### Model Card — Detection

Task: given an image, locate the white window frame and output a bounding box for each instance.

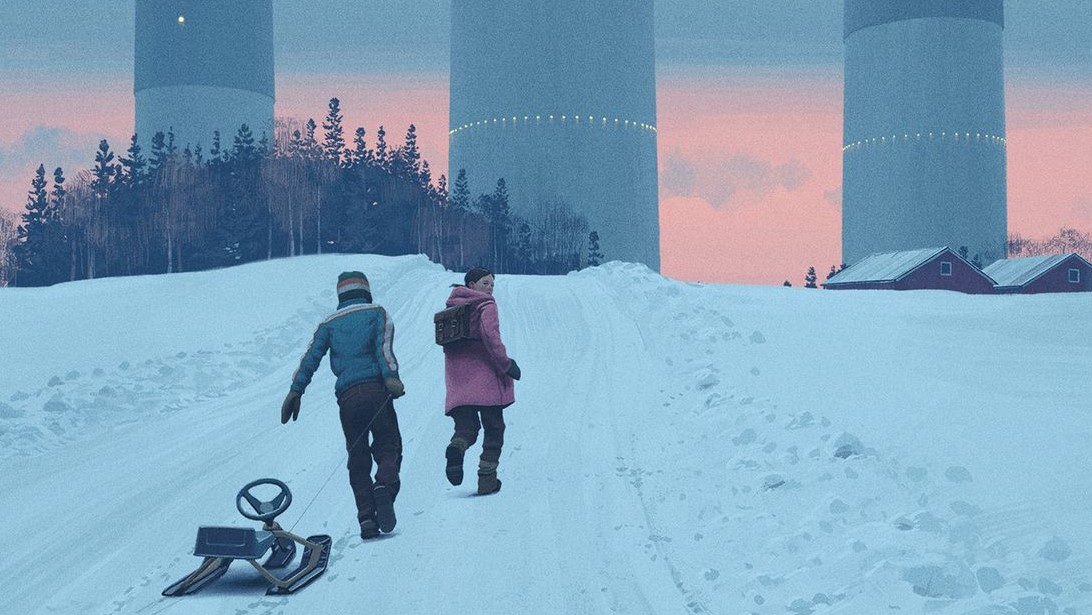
[940,261,953,276]
[1069,268,1080,283]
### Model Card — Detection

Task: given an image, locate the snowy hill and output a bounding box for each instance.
[2,254,1091,615]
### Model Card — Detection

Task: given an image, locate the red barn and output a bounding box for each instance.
[823,247,996,294]
[983,253,1092,294]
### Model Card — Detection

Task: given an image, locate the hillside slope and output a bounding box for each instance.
[2,255,1090,615]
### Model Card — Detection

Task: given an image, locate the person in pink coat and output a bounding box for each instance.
[443,267,521,495]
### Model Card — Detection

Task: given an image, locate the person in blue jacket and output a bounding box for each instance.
[281,271,405,540]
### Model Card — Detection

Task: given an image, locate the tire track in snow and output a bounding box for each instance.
[583,270,714,614]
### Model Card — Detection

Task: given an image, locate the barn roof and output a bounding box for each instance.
[825,247,951,285]
[982,253,1090,289]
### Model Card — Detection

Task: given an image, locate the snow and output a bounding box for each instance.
[2,254,1091,615]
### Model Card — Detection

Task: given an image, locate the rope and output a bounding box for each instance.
[288,393,394,532]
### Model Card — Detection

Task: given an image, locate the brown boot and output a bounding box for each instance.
[477,461,501,495]
[446,437,468,486]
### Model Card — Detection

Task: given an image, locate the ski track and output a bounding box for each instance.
[3,256,1092,614]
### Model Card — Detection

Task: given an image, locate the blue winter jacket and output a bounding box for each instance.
[290,298,400,397]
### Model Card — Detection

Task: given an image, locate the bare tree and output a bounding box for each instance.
[1008,227,1092,261]
[531,199,588,272]
[0,209,18,286]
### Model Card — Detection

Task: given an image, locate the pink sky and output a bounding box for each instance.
[2,71,1089,285]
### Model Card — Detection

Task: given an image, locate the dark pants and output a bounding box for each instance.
[337,381,402,521]
[449,405,506,466]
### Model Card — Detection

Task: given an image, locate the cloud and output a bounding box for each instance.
[0,126,105,211]
[663,151,813,209]
[662,149,696,196]
[823,186,842,209]
[0,126,97,175]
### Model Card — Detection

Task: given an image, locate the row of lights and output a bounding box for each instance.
[449,114,657,137]
[843,132,1006,153]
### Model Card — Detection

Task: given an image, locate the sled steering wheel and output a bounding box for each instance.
[236,478,293,521]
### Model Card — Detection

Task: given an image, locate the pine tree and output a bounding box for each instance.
[322,97,345,164]
[783,280,792,287]
[232,124,257,161]
[209,130,223,162]
[451,169,470,211]
[350,127,370,167]
[587,230,604,267]
[486,178,511,271]
[450,169,472,268]
[284,129,298,157]
[91,139,117,195]
[804,266,818,288]
[826,265,837,281]
[419,160,432,192]
[375,125,388,169]
[45,167,69,282]
[149,131,168,175]
[303,118,319,158]
[13,164,50,285]
[120,134,148,189]
[399,124,420,177]
[166,128,178,159]
[83,139,117,278]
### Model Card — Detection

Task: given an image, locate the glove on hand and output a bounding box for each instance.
[281,391,302,424]
[505,358,521,381]
[385,376,405,398]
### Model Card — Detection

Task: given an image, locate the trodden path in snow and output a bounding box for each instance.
[2,259,709,615]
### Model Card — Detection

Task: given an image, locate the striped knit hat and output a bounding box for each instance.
[337,271,371,304]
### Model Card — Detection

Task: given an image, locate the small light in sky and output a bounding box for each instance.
[177,15,185,25]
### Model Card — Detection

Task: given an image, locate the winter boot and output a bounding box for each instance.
[477,461,502,496]
[359,517,380,540]
[446,437,469,486]
[373,485,397,533]
[359,507,380,539]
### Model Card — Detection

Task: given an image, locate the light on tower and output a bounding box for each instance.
[177,15,185,25]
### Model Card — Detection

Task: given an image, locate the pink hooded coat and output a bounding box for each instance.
[443,285,515,414]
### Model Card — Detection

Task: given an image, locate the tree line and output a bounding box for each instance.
[1,97,602,287]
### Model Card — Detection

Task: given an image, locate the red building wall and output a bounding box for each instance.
[1021,255,1092,294]
[893,252,995,294]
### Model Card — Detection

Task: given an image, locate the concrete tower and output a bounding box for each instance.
[450,1,659,270]
[842,0,1007,266]
[135,1,274,153]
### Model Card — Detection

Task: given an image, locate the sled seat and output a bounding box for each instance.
[194,526,275,559]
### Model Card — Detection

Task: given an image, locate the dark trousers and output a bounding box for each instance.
[337,381,402,521]
[449,405,506,466]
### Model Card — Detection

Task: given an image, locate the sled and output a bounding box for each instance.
[163,478,331,597]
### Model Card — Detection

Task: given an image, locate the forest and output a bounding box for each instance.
[1,98,600,287]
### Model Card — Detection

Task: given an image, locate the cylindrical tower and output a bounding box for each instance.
[135,1,274,153]
[450,1,659,270]
[842,0,1006,266]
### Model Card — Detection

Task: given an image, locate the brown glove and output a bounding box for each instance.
[281,391,302,424]
[385,376,405,399]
